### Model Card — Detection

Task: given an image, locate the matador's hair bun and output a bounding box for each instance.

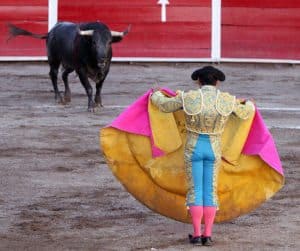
[191,66,225,85]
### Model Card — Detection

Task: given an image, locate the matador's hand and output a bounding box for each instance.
[152,87,161,93]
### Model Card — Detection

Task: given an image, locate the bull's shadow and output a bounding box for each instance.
[8,21,130,111]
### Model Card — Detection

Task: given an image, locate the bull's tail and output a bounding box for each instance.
[7,23,48,41]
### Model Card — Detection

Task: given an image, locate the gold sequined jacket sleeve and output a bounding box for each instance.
[151,91,183,113]
[233,99,255,120]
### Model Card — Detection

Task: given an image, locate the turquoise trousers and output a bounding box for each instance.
[185,134,221,207]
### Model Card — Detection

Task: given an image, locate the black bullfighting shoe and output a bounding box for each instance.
[188,234,202,245]
[202,236,213,246]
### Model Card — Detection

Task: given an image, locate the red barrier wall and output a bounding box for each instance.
[0,0,299,60]
[222,0,300,59]
[0,0,48,56]
[58,0,212,58]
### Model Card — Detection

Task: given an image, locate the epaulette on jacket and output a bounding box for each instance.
[181,90,203,115]
[216,92,236,116]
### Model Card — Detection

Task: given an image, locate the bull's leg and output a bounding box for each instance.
[49,63,63,104]
[62,68,73,103]
[77,69,95,112]
[95,79,105,107]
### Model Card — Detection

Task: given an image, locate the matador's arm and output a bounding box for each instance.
[151,90,183,113]
[233,99,255,119]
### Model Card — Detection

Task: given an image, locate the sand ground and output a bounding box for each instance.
[0,62,299,251]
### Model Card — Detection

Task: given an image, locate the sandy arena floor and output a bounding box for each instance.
[0,62,299,251]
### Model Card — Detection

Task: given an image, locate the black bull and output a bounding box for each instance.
[8,22,130,111]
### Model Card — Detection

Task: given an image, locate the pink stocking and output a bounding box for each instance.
[189,206,203,237]
[203,206,217,237]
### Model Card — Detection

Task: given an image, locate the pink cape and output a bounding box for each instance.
[109,89,283,176]
[242,109,283,175]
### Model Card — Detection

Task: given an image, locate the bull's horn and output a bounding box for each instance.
[111,24,131,37]
[79,30,94,36]
[111,31,125,37]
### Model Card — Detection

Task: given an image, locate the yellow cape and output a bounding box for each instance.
[100,101,284,223]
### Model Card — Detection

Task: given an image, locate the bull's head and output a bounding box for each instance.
[79,26,130,69]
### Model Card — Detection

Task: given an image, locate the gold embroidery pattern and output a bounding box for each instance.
[184,133,198,205]
[182,90,203,115]
[183,87,251,135]
[233,100,254,120]
[216,92,236,116]
[151,91,183,113]
[185,87,220,134]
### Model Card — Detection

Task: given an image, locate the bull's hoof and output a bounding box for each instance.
[87,103,96,112]
[56,97,65,105]
[63,96,71,103]
[92,106,102,113]
[88,100,103,112]
[94,102,103,108]
[57,98,69,105]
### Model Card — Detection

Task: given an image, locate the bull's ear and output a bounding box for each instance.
[79,30,94,36]
[111,24,131,43]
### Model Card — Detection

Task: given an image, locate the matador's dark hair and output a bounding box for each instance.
[191,66,225,85]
